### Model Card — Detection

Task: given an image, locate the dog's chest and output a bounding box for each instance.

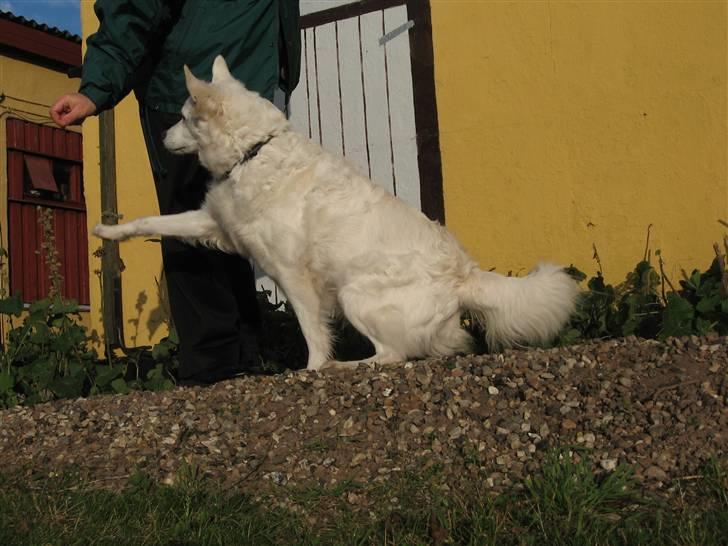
[204,175,308,263]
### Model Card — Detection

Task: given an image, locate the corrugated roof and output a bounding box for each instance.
[0,9,81,43]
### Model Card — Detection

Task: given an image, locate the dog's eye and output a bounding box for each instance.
[184,115,201,129]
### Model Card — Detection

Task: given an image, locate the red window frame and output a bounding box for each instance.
[5,118,89,305]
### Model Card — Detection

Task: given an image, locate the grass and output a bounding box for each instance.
[1,452,726,546]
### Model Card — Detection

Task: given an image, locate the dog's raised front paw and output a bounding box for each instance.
[92,223,126,241]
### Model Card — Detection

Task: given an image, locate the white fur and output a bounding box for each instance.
[93,55,580,370]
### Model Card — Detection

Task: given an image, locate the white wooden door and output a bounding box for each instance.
[257,0,443,302]
[290,0,421,209]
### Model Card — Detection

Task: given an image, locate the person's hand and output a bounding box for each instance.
[50,93,97,127]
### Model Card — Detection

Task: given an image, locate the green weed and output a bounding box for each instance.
[1,453,725,546]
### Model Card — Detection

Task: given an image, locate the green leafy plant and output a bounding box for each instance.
[556,231,728,346]
[0,291,180,408]
[89,331,179,397]
[0,294,96,406]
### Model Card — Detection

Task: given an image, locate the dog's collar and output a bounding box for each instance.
[224,135,274,177]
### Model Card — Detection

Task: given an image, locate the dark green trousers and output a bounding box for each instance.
[139,106,261,381]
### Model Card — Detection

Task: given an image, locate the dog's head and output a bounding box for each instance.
[164,55,288,175]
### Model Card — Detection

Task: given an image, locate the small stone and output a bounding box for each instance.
[351,453,367,466]
[488,386,499,395]
[600,459,618,471]
[269,471,287,486]
[561,419,577,430]
[645,465,668,481]
[449,426,464,440]
[496,455,510,466]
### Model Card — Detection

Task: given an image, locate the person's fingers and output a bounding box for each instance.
[49,96,72,126]
[49,94,96,127]
[65,104,86,125]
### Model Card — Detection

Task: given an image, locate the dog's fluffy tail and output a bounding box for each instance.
[458,263,579,350]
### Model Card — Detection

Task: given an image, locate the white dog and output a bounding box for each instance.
[94,55,579,371]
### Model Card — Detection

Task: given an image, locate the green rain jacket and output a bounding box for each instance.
[80,0,301,113]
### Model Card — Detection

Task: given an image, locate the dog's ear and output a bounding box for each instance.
[184,65,222,118]
[211,55,233,83]
[184,65,208,103]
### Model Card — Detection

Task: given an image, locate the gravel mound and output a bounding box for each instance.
[1,336,726,499]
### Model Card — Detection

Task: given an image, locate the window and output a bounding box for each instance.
[24,155,60,193]
[5,118,89,305]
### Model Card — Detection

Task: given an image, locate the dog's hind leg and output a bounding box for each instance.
[322,304,406,370]
[329,284,468,371]
[93,210,229,250]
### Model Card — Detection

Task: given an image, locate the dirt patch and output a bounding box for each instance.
[0,335,726,503]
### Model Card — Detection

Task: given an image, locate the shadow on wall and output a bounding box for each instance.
[127,267,171,346]
[126,263,271,348]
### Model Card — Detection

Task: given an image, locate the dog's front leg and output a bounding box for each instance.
[274,272,332,370]
[93,210,227,249]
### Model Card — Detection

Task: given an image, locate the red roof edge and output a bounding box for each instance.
[0,15,81,70]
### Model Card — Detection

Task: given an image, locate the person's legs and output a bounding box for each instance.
[139,106,261,381]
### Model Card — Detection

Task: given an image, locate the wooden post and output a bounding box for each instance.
[98,109,124,349]
[406,0,445,225]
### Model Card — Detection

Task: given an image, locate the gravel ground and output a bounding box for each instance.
[1,335,726,504]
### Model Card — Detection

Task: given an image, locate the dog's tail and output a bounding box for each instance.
[458,263,579,350]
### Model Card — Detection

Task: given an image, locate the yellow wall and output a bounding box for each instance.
[0,51,88,327]
[432,0,727,282]
[81,1,727,347]
[82,5,167,347]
